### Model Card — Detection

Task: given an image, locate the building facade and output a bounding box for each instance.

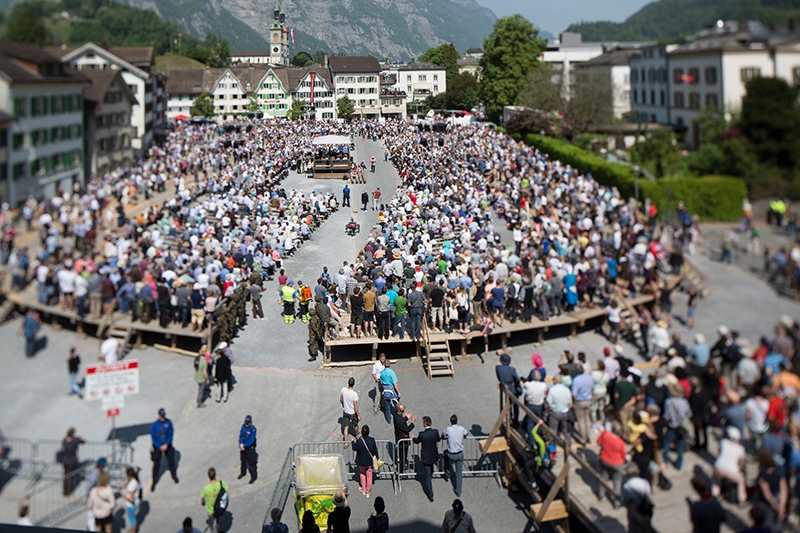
[629,44,677,124]
[51,43,164,156]
[0,44,86,203]
[393,62,447,106]
[574,48,639,120]
[542,32,604,98]
[329,56,381,119]
[82,69,136,179]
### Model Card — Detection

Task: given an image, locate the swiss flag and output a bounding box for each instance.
[680,74,695,83]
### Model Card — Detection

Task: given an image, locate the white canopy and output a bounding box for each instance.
[312,135,352,146]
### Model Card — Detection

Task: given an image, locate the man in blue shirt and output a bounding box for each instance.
[571,367,595,444]
[687,333,710,368]
[238,415,258,483]
[379,360,402,423]
[150,408,178,491]
[22,310,40,358]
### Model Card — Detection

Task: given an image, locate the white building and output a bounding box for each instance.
[457,55,481,78]
[393,62,447,106]
[574,48,640,120]
[629,44,679,124]
[82,69,136,179]
[667,21,800,147]
[379,73,406,119]
[49,42,165,156]
[166,65,335,120]
[0,43,86,203]
[542,32,604,98]
[329,56,381,119]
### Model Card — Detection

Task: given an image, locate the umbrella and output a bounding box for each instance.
[174,114,189,120]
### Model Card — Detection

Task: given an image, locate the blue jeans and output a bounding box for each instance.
[444,450,464,497]
[68,372,81,396]
[382,389,397,423]
[525,402,544,445]
[662,427,686,470]
[37,283,47,304]
[26,337,35,357]
[393,314,406,339]
[408,308,423,339]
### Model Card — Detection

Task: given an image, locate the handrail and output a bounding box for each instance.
[263,447,294,530]
[499,384,621,500]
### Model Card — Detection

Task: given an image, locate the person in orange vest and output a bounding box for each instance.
[298,281,313,323]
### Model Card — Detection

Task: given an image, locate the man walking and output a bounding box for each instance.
[371,353,386,414]
[408,282,426,341]
[370,156,377,173]
[379,360,402,423]
[200,468,227,533]
[442,414,469,497]
[340,377,360,446]
[150,408,178,491]
[442,499,476,533]
[413,416,440,502]
[247,282,264,320]
[393,403,416,473]
[21,310,40,358]
[342,185,350,207]
[372,188,381,210]
[67,347,82,398]
[546,374,573,450]
[361,190,369,211]
[238,415,258,484]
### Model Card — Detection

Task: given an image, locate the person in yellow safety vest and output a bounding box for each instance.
[769,197,787,227]
[298,281,312,323]
[281,280,297,324]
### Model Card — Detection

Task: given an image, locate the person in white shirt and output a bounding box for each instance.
[339,377,360,447]
[371,353,386,415]
[100,338,119,364]
[122,467,140,533]
[712,427,747,503]
[74,274,89,317]
[57,262,77,310]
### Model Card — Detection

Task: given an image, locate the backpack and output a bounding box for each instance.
[506,284,517,299]
[194,357,200,370]
[212,481,229,518]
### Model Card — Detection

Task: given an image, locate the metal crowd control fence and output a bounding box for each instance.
[263,447,294,530]
[394,436,500,491]
[25,461,129,528]
[0,437,37,477]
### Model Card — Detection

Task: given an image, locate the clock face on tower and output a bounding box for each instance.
[273,46,280,53]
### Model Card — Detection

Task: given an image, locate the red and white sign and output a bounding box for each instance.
[106,409,120,418]
[85,360,140,401]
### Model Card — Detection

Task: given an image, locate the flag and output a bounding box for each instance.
[679,74,695,83]
[290,28,295,44]
[309,72,316,104]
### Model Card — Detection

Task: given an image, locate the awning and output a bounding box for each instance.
[174,114,189,120]
[312,135,352,146]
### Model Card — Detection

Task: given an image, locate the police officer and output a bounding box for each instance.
[149,408,179,491]
[238,415,258,483]
[281,280,297,324]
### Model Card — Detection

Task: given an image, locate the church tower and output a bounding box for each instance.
[269,0,289,66]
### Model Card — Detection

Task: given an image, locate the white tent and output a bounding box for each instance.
[311,135,352,146]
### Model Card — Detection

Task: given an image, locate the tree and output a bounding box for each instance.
[245,95,261,113]
[190,93,215,117]
[465,47,483,54]
[517,64,562,113]
[442,72,479,110]
[562,69,613,138]
[741,77,800,171]
[287,98,305,120]
[630,129,682,177]
[479,15,546,122]
[292,52,313,68]
[418,43,460,80]
[3,3,53,45]
[312,51,326,65]
[210,39,231,68]
[337,96,355,119]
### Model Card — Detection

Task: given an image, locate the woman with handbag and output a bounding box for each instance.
[87,472,115,532]
[352,425,379,498]
[60,427,85,496]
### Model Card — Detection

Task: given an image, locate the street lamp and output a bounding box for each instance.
[633,164,640,203]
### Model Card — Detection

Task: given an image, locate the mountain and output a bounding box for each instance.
[114,0,496,59]
[566,0,800,42]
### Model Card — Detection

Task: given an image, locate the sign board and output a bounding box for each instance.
[85,360,139,401]
[101,396,125,410]
[106,408,120,418]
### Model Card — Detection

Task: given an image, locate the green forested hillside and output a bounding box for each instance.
[567,0,800,41]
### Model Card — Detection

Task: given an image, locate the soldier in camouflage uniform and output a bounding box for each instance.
[307,307,322,362]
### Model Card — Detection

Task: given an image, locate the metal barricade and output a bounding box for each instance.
[292,440,398,494]
[263,448,294,530]
[462,435,501,477]
[395,436,500,491]
[35,439,132,467]
[0,437,38,478]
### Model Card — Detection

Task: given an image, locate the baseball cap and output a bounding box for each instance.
[97,457,107,467]
[244,415,252,425]
[158,408,166,418]
[603,347,611,356]
[452,499,464,513]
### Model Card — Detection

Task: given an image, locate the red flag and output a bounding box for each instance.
[309,72,316,104]
[290,28,295,44]
[679,74,695,83]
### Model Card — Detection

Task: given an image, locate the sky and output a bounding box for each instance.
[474,0,654,36]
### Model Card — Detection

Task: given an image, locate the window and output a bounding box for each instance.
[688,92,700,109]
[688,68,699,84]
[407,85,412,93]
[674,92,685,108]
[705,67,717,85]
[660,91,665,106]
[433,75,438,81]
[741,68,761,82]
[631,69,638,83]
[418,75,426,82]
[650,90,655,105]
[12,133,23,150]
[31,97,43,117]
[621,90,630,102]
[31,130,42,146]
[792,67,800,86]
[433,85,438,92]
[673,69,684,84]
[633,89,638,103]
[648,68,655,83]
[706,94,718,110]
[13,97,27,117]
[624,74,630,84]
[660,68,667,83]
[51,127,60,142]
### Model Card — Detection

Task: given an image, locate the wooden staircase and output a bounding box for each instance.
[683,258,710,298]
[106,325,135,360]
[422,319,454,378]
[615,288,642,344]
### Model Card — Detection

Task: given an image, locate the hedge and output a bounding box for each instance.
[521,134,746,222]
